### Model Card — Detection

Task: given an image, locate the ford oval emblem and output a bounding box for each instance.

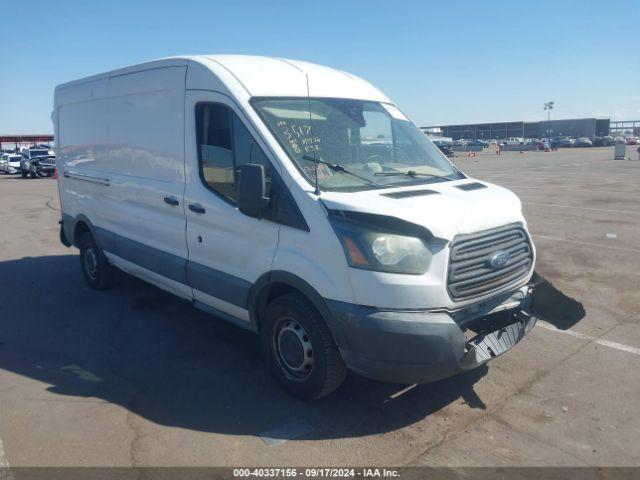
[489,250,511,269]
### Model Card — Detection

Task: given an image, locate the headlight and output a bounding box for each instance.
[330,215,432,275]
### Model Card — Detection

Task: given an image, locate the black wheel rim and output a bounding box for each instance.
[273,317,313,381]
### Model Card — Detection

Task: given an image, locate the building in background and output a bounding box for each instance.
[609,120,640,137]
[0,135,54,152]
[422,118,611,140]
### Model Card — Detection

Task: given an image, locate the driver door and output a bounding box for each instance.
[183,91,280,323]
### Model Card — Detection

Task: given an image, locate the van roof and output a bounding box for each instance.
[55,55,391,103]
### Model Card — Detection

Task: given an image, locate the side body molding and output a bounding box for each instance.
[61,216,341,340]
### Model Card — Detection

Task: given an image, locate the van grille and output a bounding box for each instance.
[447,223,533,302]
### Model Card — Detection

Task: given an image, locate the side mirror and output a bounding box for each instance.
[237,163,270,218]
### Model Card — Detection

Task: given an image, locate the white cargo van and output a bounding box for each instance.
[54,55,536,399]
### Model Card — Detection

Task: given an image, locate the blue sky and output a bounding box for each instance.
[1,0,638,134]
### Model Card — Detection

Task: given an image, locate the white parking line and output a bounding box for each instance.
[504,185,635,196]
[0,432,10,470]
[532,233,640,253]
[386,383,418,401]
[260,420,313,446]
[486,168,639,177]
[538,321,640,356]
[482,174,637,184]
[525,202,640,215]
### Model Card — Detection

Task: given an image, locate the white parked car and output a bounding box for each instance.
[2,153,23,174]
[54,55,537,399]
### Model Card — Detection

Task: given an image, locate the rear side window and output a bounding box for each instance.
[195,103,271,203]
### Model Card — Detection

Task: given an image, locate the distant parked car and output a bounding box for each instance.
[625,136,638,145]
[466,139,486,148]
[575,137,593,147]
[530,140,548,151]
[432,140,454,157]
[504,137,525,146]
[2,153,23,174]
[452,139,467,146]
[591,137,615,147]
[551,137,574,148]
[20,147,56,178]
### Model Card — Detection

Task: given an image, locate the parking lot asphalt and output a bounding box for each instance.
[0,146,638,467]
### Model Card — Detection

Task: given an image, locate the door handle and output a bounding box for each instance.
[188,203,206,214]
[164,196,179,206]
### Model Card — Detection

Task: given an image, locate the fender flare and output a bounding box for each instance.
[64,214,102,250]
[247,270,347,347]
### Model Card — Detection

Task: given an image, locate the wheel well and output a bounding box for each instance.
[73,221,90,246]
[250,277,345,351]
[254,282,301,327]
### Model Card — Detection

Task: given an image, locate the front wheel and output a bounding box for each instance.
[261,293,347,400]
[21,170,28,178]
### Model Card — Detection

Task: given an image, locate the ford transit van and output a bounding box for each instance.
[54,56,536,400]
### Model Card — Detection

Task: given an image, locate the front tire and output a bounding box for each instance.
[79,232,115,290]
[261,293,347,400]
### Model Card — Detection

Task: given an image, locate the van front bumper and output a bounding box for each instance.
[325,284,536,384]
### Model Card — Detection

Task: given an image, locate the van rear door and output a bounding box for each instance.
[184,91,280,323]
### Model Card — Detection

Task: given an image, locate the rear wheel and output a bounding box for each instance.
[261,292,347,400]
[79,232,115,290]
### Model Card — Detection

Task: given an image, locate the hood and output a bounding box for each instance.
[320,179,525,240]
[34,156,56,164]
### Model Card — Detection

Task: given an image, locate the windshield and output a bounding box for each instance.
[29,150,50,157]
[251,98,464,191]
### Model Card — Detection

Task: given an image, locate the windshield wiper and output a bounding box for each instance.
[301,155,375,185]
[374,170,452,182]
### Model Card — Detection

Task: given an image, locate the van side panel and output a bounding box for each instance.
[57,79,110,228]
[57,66,191,299]
[107,67,186,182]
[103,67,189,277]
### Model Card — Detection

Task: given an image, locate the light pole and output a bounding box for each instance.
[544,101,554,139]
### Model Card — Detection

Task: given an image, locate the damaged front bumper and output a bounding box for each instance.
[460,307,536,371]
[325,283,537,384]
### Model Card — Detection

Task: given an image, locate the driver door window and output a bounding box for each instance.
[196,103,271,203]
